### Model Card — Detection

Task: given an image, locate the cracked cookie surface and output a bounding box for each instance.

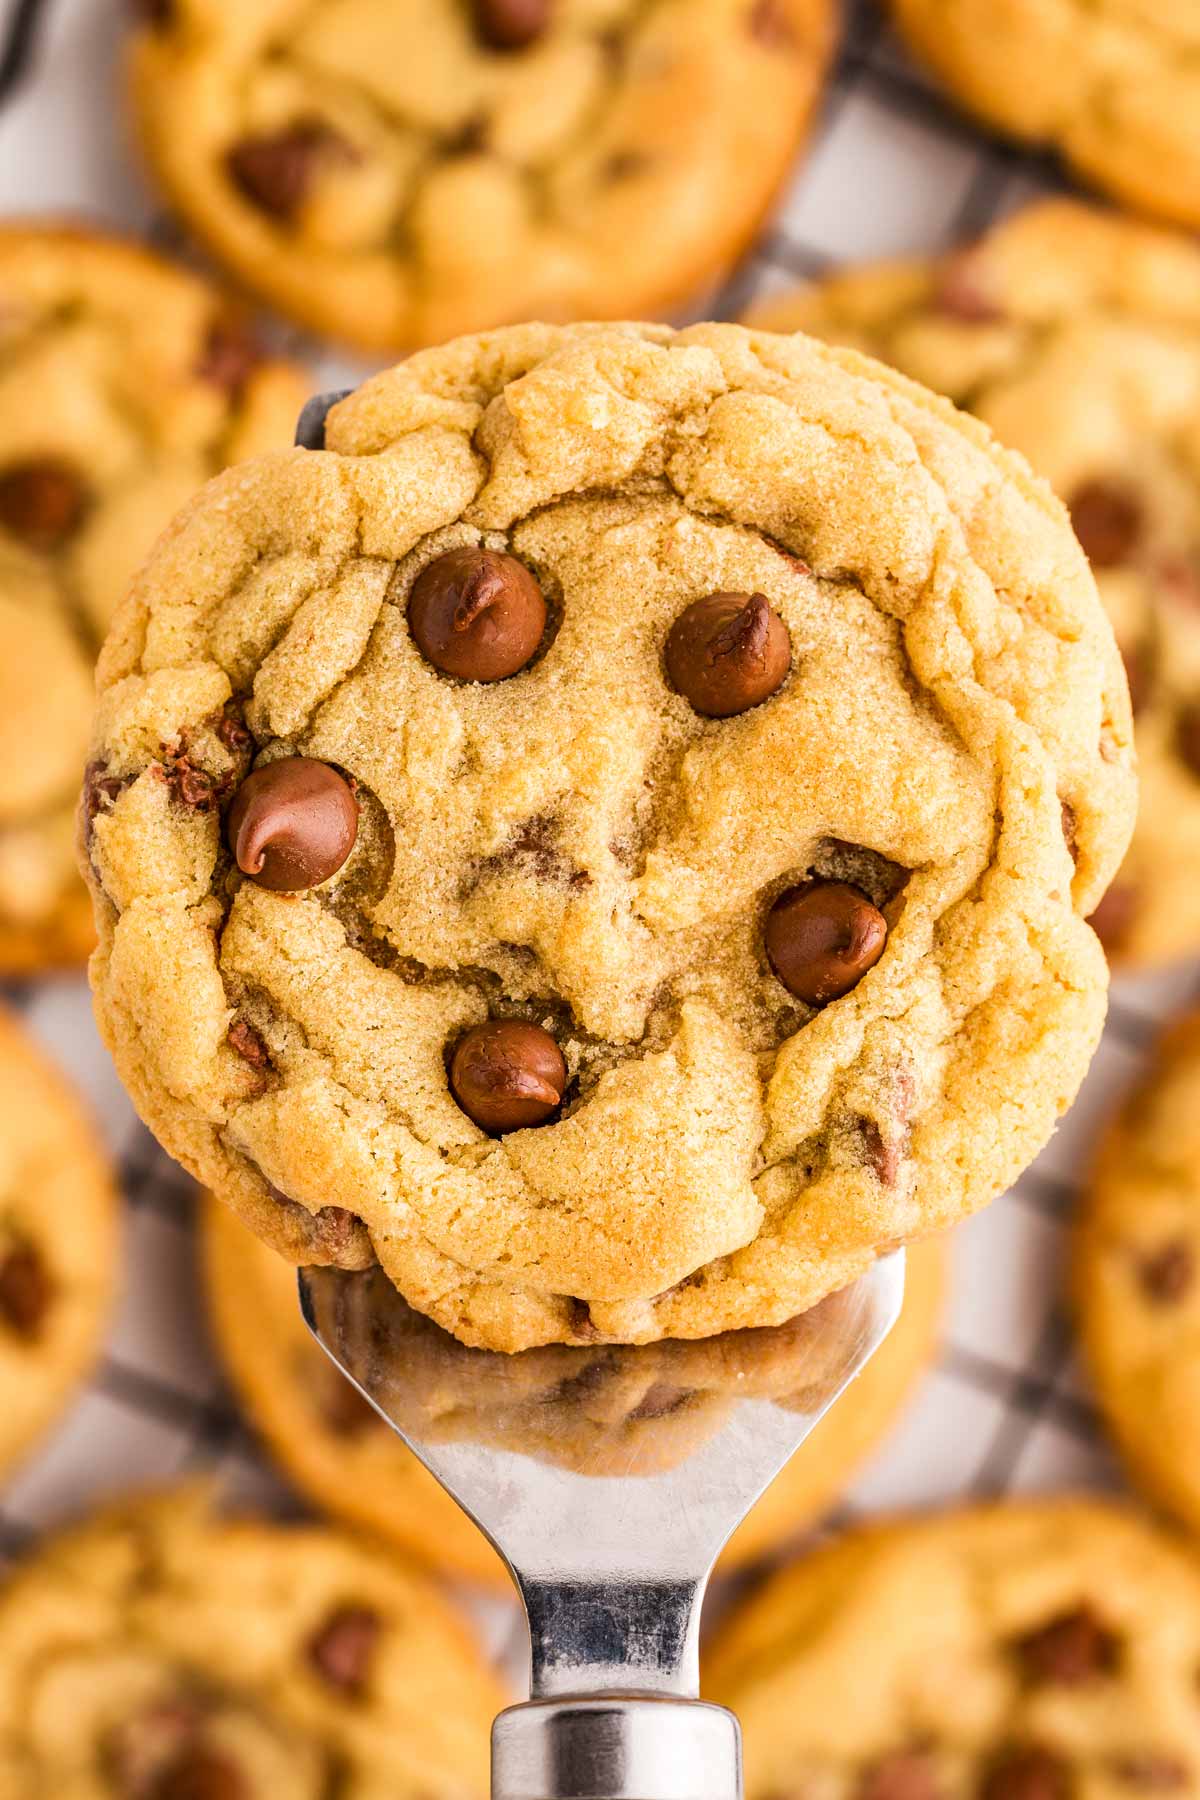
[0,222,308,975]
[0,1005,118,1481]
[885,0,1200,230]
[1075,1010,1200,1540]
[128,0,835,352]
[203,1196,944,1577]
[0,1487,503,1798]
[754,200,1200,970]
[706,1499,1200,1799]
[84,319,1133,1351]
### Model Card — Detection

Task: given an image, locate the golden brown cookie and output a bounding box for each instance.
[83,319,1133,1351]
[0,221,308,976]
[0,1487,504,1796]
[706,1499,1200,1798]
[1075,1009,1200,1538]
[203,1197,944,1579]
[753,199,1200,969]
[0,1004,118,1482]
[128,0,836,352]
[885,0,1200,231]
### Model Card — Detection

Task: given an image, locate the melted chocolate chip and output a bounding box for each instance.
[450,1021,566,1133]
[1015,1606,1119,1686]
[82,759,129,843]
[0,459,88,550]
[471,0,552,50]
[409,546,546,682]
[981,1747,1071,1800]
[151,1748,248,1800]
[474,812,591,890]
[227,120,356,220]
[166,754,227,813]
[227,758,358,891]
[765,880,887,1005]
[1060,801,1078,862]
[227,1019,271,1070]
[307,1604,381,1695]
[665,592,791,718]
[568,1297,600,1340]
[0,1243,51,1338]
[196,318,264,397]
[1176,702,1200,779]
[1088,882,1137,953]
[1137,1240,1194,1305]
[1069,481,1143,569]
[859,1751,942,1800]
[216,711,253,755]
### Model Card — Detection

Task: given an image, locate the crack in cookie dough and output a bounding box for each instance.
[885,0,1200,231]
[705,1500,1200,1798]
[83,320,1133,1351]
[0,223,308,976]
[127,0,836,352]
[753,199,1200,971]
[0,1488,503,1797]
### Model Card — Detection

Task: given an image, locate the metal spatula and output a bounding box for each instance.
[292,387,906,1800]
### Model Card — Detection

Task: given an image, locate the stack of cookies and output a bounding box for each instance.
[4,0,1200,1795]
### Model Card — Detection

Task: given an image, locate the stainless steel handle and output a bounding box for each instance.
[492,1695,741,1800]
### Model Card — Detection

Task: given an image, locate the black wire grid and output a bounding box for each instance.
[0,0,1196,1627]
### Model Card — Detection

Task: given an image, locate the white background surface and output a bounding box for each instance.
[1,0,1192,1675]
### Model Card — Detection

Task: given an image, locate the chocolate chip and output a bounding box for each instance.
[82,760,129,837]
[196,318,264,398]
[1108,1754,1189,1791]
[471,0,552,50]
[765,880,887,1005]
[408,547,546,683]
[859,1751,941,1800]
[568,1297,600,1340]
[227,1019,271,1069]
[227,121,356,220]
[981,1748,1071,1800]
[227,758,358,891]
[860,1120,905,1187]
[0,1244,51,1339]
[1176,703,1200,779]
[450,1021,566,1133]
[1069,481,1142,569]
[307,1604,381,1696]
[216,710,253,754]
[748,0,798,47]
[150,1749,248,1800]
[1060,801,1078,862]
[1137,1240,1194,1305]
[933,251,1005,324]
[166,754,226,813]
[665,592,791,718]
[1088,882,1137,952]
[0,459,88,550]
[1015,1606,1119,1685]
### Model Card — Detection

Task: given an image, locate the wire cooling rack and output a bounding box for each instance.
[2,0,1196,1665]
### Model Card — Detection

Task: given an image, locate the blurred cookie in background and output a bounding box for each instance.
[203,1197,944,1582]
[883,0,1200,232]
[0,222,308,975]
[1076,1009,1200,1538]
[751,199,1200,970]
[128,0,836,352]
[0,1486,504,1797]
[706,1499,1200,1796]
[0,1004,117,1482]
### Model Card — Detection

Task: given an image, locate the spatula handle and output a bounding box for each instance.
[491,1695,742,1800]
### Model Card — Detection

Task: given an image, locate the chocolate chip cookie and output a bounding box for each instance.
[203,1196,944,1576]
[0,1487,504,1797]
[0,222,308,975]
[885,0,1200,231]
[0,1004,118,1482]
[706,1499,1200,1798]
[128,0,835,352]
[754,199,1200,969]
[83,319,1134,1351]
[1075,1009,1200,1538]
